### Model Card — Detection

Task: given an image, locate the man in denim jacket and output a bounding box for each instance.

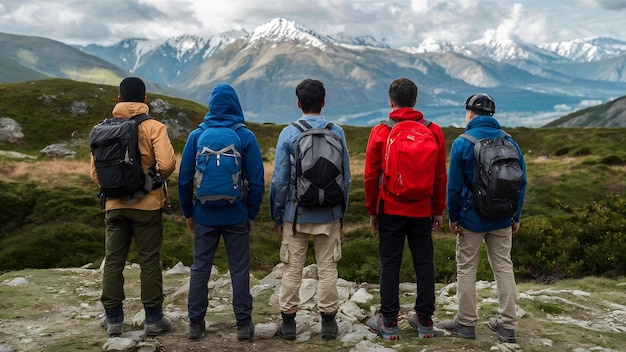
[270,79,351,341]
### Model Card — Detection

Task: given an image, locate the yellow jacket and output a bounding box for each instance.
[90,102,177,211]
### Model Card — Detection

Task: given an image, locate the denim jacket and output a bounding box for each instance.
[270,115,351,228]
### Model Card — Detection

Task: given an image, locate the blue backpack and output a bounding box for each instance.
[194,122,245,207]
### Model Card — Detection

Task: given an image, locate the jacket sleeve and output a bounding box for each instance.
[447,138,465,223]
[90,154,98,184]
[177,130,199,219]
[269,128,292,227]
[431,125,447,216]
[151,123,176,179]
[337,126,352,216]
[512,138,527,222]
[364,125,385,215]
[242,129,265,221]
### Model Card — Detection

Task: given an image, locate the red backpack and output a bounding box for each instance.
[381,118,438,202]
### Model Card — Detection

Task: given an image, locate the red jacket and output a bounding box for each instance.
[364,108,447,217]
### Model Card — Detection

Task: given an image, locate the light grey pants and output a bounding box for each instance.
[455,226,518,329]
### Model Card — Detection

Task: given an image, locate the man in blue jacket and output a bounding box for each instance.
[178,84,265,341]
[439,93,527,343]
[270,79,351,341]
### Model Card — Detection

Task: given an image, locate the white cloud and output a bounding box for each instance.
[0,0,623,46]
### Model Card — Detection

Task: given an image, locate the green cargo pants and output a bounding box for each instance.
[101,208,164,313]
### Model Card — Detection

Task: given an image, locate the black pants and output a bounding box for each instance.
[378,208,436,324]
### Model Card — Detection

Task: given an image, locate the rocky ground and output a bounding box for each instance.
[1,262,625,352]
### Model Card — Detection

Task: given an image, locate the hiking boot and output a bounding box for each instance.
[188,320,206,340]
[237,319,255,341]
[488,318,517,343]
[277,312,297,341]
[144,316,171,337]
[320,312,338,340]
[100,316,122,337]
[437,317,476,339]
[367,314,401,341]
[408,314,443,338]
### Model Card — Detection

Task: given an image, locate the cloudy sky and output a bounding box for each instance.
[0,0,624,47]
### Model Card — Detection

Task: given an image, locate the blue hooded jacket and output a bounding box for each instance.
[178,84,265,226]
[447,115,527,232]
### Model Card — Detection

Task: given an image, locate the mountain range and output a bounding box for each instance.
[2,17,626,127]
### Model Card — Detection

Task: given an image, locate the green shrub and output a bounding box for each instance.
[599,155,625,166]
[0,181,37,240]
[514,194,626,280]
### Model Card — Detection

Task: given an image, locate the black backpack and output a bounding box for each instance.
[89,114,153,200]
[461,131,523,220]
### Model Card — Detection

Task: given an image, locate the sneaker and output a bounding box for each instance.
[144,316,172,337]
[188,320,206,340]
[320,312,338,340]
[437,317,476,339]
[277,312,297,341]
[408,314,443,338]
[237,319,255,341]
[488,318,517,343]
[367,314,401,341]
[100,316,122,337]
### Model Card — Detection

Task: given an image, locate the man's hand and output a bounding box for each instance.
[369,215,378,231]
[248,219,255,231]
[449,220,461,234]
[185,217,194,232]
[432,215,443,231]
[275,224,283,235]
[512,221,520,234]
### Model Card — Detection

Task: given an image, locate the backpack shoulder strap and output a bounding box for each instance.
[230,122,246,131]
[131,113,151,125]
[325,122,334,130]
[421,118,432,127]
[291,119,313,132]
[460,133,479,144]
[498,130,510,139]
[380,119,398,129]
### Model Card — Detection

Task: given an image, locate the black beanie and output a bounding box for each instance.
[119,77,146,102]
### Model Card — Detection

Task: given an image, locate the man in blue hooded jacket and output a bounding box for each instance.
[439,93,527,343]
[178,84,265,341]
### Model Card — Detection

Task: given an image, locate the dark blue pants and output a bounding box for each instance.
[187,221,253,325]
[378,209,436,324]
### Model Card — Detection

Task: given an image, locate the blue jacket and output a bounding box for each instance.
[447,115,527,232]
[178,84,265,226]
[270,115,351,228]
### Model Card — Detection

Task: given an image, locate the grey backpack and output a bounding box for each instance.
[291,120,346,211]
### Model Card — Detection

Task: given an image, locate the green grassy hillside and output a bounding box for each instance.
[1,79,625,283]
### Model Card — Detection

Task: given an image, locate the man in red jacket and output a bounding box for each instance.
[364,78,447,340]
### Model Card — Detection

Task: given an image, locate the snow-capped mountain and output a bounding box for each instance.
[539,37,626,62]
[464,37,564,64]
[401,38,471,56]
[76,31,242,83]
[328,33,390,48]
[245,18,330,49]
[6,17,626,127]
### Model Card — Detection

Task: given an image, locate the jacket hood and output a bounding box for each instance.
[466,115,501,131]
[389,107,424,121]
[203,84,245,127]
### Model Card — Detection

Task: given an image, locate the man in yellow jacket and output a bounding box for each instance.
[90,77,176,337]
